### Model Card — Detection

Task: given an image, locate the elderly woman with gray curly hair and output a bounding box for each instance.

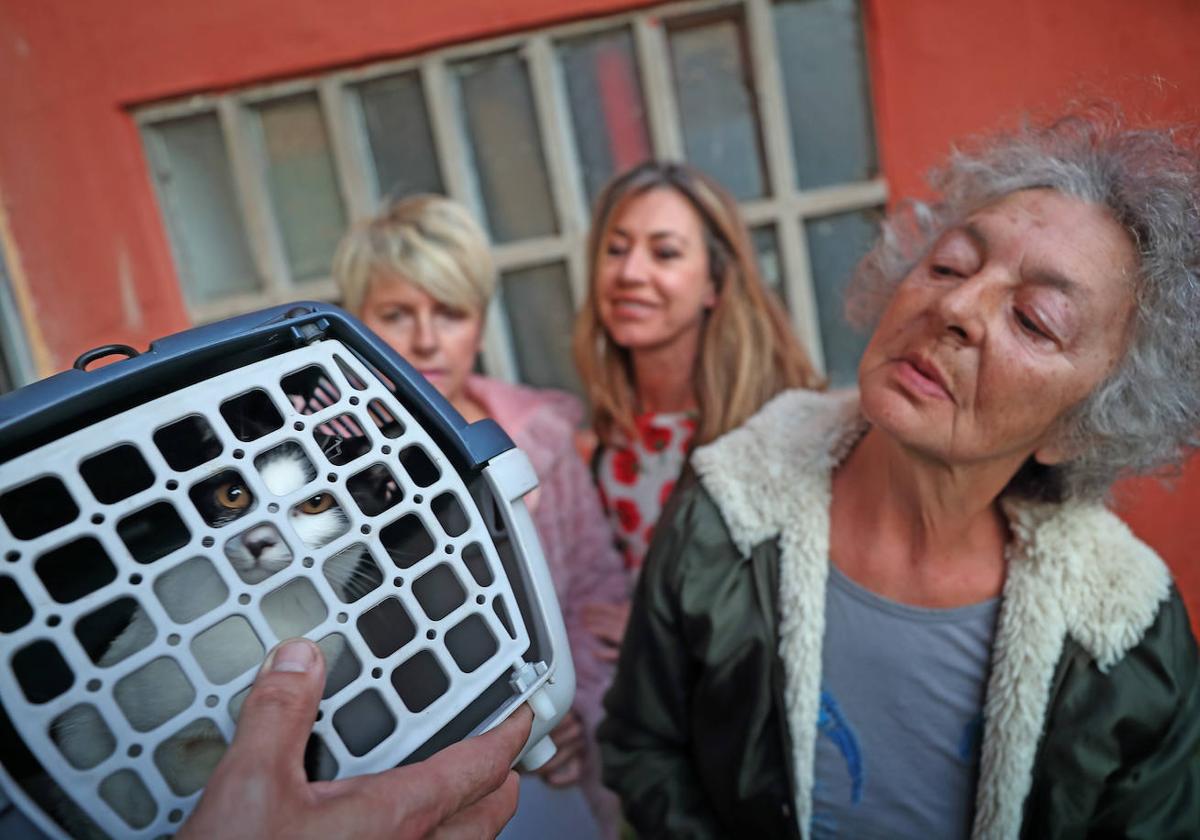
[598,109,1200,839]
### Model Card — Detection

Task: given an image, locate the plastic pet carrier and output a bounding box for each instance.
[0,302,573,839]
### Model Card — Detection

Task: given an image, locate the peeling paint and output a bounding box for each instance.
[117,244,144,333]
[13,37,30,59]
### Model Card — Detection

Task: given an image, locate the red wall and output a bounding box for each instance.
[1,0,1197,623]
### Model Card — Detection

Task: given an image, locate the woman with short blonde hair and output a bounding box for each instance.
[335,194,494,317]
[333,194,625,839]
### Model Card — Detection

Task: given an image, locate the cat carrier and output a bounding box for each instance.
[0,302,573,839]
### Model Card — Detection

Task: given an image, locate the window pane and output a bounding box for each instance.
[151,113,260,305]
[751,225,785,302]
[358,71,444,201]
[0,332,11,395]
[258,94,347,282]
[499,262,581,396]
[774,0,877,189]
[805,209,879,386]
[455,52,558,243]
[558,28,652,209]
[668,14,768,200]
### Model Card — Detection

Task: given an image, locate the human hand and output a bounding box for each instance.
[534,709,585,787]
[581,601,631,662]
[178,638,532,840]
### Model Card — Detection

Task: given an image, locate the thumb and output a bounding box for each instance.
[225,638,327,779]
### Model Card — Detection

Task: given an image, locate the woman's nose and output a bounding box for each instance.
[934,276,993,345]
[411,313,439,354]
[618,246,651,285]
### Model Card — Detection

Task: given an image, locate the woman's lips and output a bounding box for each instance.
[608,298,657,320]
[894,358,952,401]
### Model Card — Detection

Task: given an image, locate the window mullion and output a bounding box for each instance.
[789,178,889,219]
[422,59,476,209]
[743,0,824,372]
[746,0,798,196]
[423,58,518,383]
[319,77,376,221]
[777,217,825,375]
[525,35,589,308]
[217,98,290,298]
[633,15,685,160]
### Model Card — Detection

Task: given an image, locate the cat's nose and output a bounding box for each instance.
[242,528,277,558]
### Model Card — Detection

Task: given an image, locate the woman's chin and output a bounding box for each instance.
[860,382,946,448]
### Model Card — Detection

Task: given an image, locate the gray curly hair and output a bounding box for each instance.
[847,107,1200,502]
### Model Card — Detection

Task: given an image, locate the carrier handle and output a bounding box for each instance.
[72,344,140,371]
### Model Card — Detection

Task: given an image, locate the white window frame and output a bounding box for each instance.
[136,0,886,380]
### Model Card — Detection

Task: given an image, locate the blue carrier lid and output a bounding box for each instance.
[0,302,514,470]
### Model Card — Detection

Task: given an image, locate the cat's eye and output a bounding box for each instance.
[299,494,335,514]
[216,483,251,510]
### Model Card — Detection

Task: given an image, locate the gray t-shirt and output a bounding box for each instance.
[811,565,1000,839]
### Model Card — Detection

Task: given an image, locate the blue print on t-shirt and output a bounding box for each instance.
[958,714,984,763]
[818,689,864,804]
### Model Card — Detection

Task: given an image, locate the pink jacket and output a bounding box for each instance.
[466,376,626,831]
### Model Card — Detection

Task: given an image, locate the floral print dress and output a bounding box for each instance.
[595,411,697,572]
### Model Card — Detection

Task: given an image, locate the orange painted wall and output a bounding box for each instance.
[0,0,1197,623]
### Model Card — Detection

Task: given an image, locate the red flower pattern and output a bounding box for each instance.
[614,498,642,533]
[636,416,674,452]
[598,412,696,571]
[659,479,676,508]
[611,448,639,485]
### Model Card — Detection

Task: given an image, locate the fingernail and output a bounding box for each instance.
[268,639,315,673]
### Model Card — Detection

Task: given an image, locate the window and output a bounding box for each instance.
[138,0,884,390]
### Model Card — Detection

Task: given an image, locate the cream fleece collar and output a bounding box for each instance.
[691,389,1171,840]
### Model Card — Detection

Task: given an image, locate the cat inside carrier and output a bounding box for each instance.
[0,302,573,839]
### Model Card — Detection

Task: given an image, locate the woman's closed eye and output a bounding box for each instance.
[434,303,470,322]
[1014,308,1056,343]
[376,306,413,325]
[931,263,965,279]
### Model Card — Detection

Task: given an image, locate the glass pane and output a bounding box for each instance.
[774,0,877,189]
[0,327,11,395]
[558,28,652,208]
[258,94,347,282]
[805,209,879,386]
[151,114,260,305]
[668,14,768,200]
[455,52,558,243]
[500,262,582,396]
[358,71,444,201]
[751,225,785,302]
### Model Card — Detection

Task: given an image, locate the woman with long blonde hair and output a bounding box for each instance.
[576,161,820,658]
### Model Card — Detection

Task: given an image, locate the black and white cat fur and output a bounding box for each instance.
[52,443,390,836]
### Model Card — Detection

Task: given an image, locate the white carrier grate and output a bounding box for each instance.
[0,334,568,839]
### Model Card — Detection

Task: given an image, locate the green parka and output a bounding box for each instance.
[599,390,1200,839]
